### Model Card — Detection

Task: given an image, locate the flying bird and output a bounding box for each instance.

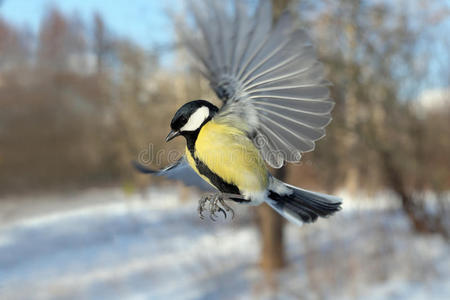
[134,0,342,225]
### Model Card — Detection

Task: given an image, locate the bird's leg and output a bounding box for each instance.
[198,193,225,220]
[216,194,234,220]
[198,193,213,219]
[208,194,227,221]
[197,193,245,221]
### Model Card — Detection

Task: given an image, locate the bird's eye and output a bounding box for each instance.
[180,116,188,123]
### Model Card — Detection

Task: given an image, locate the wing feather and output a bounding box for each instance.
[133,157,215,192]
[180,0,335,167]
[235,0,272,80]
[251,61,325,88]
[239,11,292,83]
[253,99,335,115]
[258,123,301,162]
[230,1,251,75]
[254,105,331,128]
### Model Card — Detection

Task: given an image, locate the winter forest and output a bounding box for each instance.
[0,0,449,299]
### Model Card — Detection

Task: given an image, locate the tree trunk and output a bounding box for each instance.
[257,201,285,271]
[257,167,286,272]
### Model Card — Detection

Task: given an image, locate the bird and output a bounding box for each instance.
[134,0,342,225]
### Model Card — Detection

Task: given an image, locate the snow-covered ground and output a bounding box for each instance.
[0,187,449,300]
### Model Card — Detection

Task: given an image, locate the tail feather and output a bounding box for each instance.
[266,183,342,226]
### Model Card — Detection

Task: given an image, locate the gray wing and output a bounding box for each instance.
[133,157,216,192]
[179,0,334,168]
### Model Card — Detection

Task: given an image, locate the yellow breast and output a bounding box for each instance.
[185,119,268,193]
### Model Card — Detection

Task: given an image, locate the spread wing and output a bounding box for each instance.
[179,0,334,168]
[133,157,216,192]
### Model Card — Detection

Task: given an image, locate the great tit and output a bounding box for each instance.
[134,0,342,225]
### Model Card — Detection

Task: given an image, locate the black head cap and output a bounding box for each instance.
[170,100,219,132]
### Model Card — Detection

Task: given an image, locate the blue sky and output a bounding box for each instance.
[0,0,180,50]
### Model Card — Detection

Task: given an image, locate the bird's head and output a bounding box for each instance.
[166,100,219,142]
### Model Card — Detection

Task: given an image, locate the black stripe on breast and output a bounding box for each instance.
[185,132,240,195]
[194,156,240,194]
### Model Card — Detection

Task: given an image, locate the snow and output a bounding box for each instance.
[0,187,449,300]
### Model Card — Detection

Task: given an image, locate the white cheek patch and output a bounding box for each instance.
[180,106,210,131]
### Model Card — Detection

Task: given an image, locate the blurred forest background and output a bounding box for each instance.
[1,0,449,299]
[1,0,449,235]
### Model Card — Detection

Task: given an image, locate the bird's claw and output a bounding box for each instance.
[198,193,235,221]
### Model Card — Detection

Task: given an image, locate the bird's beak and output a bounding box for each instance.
[165,130,180,142]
